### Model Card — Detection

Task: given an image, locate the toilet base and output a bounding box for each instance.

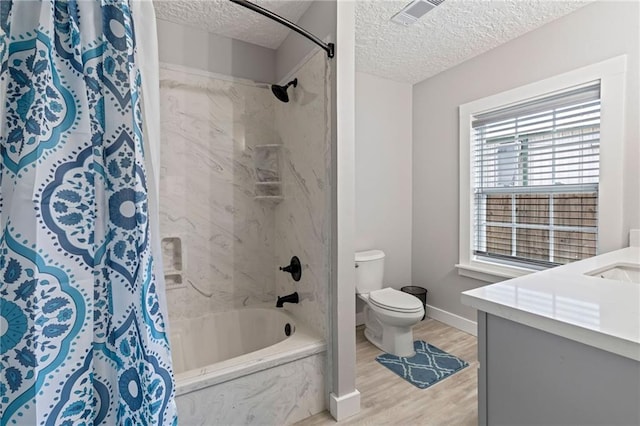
[382,325,416,357]
[363,305,417,357]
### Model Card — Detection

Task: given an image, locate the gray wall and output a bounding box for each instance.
[354,72,413,322]
[275,0,337,83]
[156,19,276,83]
[355,72,413,288]
[412,0,640,321]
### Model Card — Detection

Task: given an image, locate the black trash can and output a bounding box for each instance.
[401,286,427,320]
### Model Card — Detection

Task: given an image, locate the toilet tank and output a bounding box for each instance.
[355,250,385,294]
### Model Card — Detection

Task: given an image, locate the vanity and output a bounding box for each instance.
[462,240,640,425]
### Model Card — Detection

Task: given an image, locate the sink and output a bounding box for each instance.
[585,263,640,283]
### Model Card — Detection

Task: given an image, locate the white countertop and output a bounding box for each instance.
[461,247,640,361]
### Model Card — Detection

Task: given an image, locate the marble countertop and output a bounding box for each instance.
[461,246,640,361]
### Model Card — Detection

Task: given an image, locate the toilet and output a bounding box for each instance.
[355,250,424,357]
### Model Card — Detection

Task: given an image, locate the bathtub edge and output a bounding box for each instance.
[175,340,327,396]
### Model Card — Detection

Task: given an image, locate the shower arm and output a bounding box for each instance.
[229,0,335,59]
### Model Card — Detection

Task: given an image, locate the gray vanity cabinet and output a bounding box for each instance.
[477,312,640,426]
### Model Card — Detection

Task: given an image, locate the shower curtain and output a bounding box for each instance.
[0,1,177,424]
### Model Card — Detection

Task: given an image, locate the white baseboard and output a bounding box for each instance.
[357,304,477,336]
[425,304,478,336]
[329,390,361,421]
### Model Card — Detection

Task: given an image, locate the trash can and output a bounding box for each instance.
[401,286,427,320]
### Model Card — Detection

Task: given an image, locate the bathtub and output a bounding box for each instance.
[170,307,327,425]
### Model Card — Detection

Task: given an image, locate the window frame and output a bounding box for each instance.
[457,56,627,283]
[473,91,601,269]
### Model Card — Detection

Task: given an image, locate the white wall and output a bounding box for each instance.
[157,0,336,85]
[276,0,337,83]
[156,19,276,83]
[355,72,413,289]
[412,0,640,321]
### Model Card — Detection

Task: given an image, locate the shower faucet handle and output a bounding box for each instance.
[279,256,301,282]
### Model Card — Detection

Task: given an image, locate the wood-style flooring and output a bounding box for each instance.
[298,319,478,426]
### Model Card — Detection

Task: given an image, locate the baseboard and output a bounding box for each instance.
[358,305,477,336]
[329,390,361,421]
[425,304,478,336]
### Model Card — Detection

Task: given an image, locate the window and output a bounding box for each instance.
[472,83,600,269]
[458,56,626,282]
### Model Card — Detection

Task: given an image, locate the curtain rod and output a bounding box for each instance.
[229,0,335,59]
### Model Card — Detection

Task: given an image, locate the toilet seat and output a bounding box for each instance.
[368,288,423,314]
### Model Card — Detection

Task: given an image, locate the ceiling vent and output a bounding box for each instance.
[390,0,444,27]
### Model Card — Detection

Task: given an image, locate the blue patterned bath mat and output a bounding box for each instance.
[376,341,468,389]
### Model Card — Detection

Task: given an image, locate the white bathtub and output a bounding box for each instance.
[170,307,327,425]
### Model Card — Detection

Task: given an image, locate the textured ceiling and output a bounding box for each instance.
[153,0,313,49]
[356,0,594,84]
[154,0,594,84]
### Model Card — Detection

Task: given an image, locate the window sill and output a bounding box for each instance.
[455,261,535,283]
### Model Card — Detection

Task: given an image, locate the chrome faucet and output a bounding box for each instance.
[276,292,299,308]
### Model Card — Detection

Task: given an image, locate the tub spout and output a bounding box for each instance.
[276,292,299,308]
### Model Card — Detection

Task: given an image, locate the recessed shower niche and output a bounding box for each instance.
[254,144,283,202]
[162,236,185,290]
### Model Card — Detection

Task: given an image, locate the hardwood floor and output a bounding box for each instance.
[298,319,478,426]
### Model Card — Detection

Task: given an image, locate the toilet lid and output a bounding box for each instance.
[368,288,423,313]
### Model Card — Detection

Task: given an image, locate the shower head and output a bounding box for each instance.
[271,78,298,103]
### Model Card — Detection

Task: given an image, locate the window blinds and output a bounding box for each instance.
[472,82,600,268]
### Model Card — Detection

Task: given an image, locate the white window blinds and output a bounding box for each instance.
[471,82,600,268]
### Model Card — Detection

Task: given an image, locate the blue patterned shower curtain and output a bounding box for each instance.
[0,1,177,424]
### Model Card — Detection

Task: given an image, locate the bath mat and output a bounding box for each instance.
[376,341,468,389]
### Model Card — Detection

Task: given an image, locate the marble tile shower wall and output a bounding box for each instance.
[274,51,331,337]
[159,67,279,320]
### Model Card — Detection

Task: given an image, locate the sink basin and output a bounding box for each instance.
[585,263,640,283]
